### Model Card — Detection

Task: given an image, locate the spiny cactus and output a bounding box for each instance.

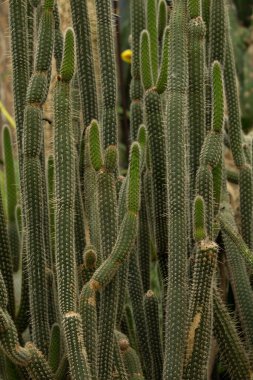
[2,0,253,378]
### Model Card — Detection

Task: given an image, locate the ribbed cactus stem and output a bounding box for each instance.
[9,0,29,183]
[62,312,91,379]
[220,216,253,269]
[3,126,19,273]
[117,333,144,379]
[25,343,55,379]
[164,0,189,377]
[183,238,217,379]
[144,290,163,379]
[239,161,253,249]
[213,290,252,379]
[70,0,98,126]
[79,284,97,380]
[54,29,91,379]
[54,27,76,315]
[193,196,207,242]
[88,120,103,171]
[146,0,159,82]
[196,61,224,239]
[48,323,61,373]
[156,26,170,94]
[0,193,15,319]
[140,30,153,91]
[129,0,145,140]
[23,0,55,354]
[220,202,253,363]
[188,16,206,209]
[53,3,63,73]
[188,0,201,19]
[94,0,118,149]
[158,0,168,44]
[209,0,226,66]
[224,9,245,168]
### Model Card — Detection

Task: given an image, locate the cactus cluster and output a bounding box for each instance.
[1,0,253,379]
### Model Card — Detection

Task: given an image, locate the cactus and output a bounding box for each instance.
[3,0,253,378]
[2,126,19,272]
[163,1,189,378]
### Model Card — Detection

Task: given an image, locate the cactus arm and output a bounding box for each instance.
[117,333,144,379]
[113,339,128,380]
[138,195,151,293]
[54,28,76,316]
[79,284,98,380]
[220,215,253,268]
[196,61,224,239]
[48,324,61,373]
[94,0,118,149]
[158,0,168,44]
[23,0,56,354]
[83,134,101,264]
[71,78,86,288]
[146,0,159,82]
[213,290,252,379]
[53,3,63,73]
[128,228,154,375]
[144,290,163,379]
[224,9,245,168]
[140,30,153,91]
[144,90,168,280]
[129,0,145,140]
[54,29,91,379]
[156,26,170,94]
[209,0,226,66]
[96,172,118,380]
[88,121,119,380]
[9,0,29,182]
[47,155,55,264]
[0,180,15,319]
[116,177,129,326]
[183,197,217,379]
[188,16,206,211]
[15,248,30,333]
[220,203,253,363]
[27,0,34,78]
[62,312,91,379]
[163,1,189,378]
[70,0,98,126]
[239,163,253,249]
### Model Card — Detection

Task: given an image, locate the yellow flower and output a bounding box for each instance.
[121,49,132,64]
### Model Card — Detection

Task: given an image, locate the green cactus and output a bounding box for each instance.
[22,0,55,354]
[209,0,226,65]
[9,0,29,184]
[144,290,163,379]
[3,127,19,273]
[0,188,15,320]
[94,0,118,149]
[129,0,145,140]
[5,0,253,377]
[70,0,98,126]
[213,290,252,379]
[183,197,217,379]
[188,16,206,210]
[79,283,97,380]
[163,1,189,378]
